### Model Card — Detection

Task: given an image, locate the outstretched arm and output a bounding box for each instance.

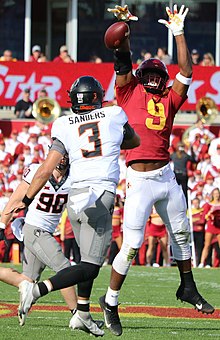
[107,5,138,87]
[158,4,192,97]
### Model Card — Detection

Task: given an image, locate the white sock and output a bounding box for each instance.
[105,287,120,306]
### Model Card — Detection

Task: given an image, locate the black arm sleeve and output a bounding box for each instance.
[114,50,132,75]
[123,122,135,140]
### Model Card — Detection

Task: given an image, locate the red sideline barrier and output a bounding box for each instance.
[0,61,220,110]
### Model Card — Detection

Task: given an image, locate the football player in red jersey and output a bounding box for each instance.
[99,4,214,336]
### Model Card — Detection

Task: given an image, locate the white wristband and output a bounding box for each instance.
[0,222,6,230]
[176,72,192,85]
[173,30,184,37]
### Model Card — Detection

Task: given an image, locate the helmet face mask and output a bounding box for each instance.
[135,58,169,94]
[68,76,105,113]
[56,154,69,173]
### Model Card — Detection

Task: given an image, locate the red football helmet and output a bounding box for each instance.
[135,58,169,94]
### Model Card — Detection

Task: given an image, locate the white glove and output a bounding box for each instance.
[107,4,138,22]
[158,4,189,36]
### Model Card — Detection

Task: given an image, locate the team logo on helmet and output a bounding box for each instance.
[68,76,105,114]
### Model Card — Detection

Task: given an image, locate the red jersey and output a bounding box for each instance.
[116,75,186,165]
[202,202,220,235]
[191,207,206,232]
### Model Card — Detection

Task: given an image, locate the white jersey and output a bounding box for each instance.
[51,105,128,194]
[23,164,70,233]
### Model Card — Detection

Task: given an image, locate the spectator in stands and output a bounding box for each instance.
[28,121,46,136]
[187,170,197,191]
[53,45,74,63]
[23,145,32,166]
[191,49,200,65]
[17,123,30,145]
[188,119,215,146]
[37,88,48,98]
[0,140,8,162]
[208,130,220,158]
[146,207,169,267]
[1,162,12,183]
[9,169,23,191]
[196,153,218,179]
[136,49,146,64]
[10,155,25,175]
[38,53,48,62]
[89,55,103,63]
[170,141,197,201]
[198,188,220,267]
[14,89,33,119]
[154,47,172,65]
[4,130,20,156]
[211,144,220,170]
[29,45,42,62]
[38,128,52,155]
[27,134,40,155]
[191,197,205,266]
[200,52,215,66]
[0,49,17,62]
[203,173,216,199]
[32,144,45,162]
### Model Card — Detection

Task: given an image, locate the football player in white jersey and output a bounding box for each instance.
[0,155,78,325]
[7,75,140,337]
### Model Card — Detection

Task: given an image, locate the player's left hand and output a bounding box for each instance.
[158,4,189,36]
[107,4,138,21]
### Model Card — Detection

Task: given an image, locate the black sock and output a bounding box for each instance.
[77,302,90,312]
[38,282,49,296]
[180,271,196,288]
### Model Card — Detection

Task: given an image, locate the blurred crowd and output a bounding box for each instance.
[0,114,219,268]
[136,47,215,66]
[0,46,215,66]
[0,43,219,268]
[0,45,103,64]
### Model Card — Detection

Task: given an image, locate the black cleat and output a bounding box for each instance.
[99,295,122,336]
[93,319,105,329]
[176,285,215,314]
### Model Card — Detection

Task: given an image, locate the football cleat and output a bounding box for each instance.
[99,295,122,336]
[18,280,35,326]
[69,310,104,337]
[94,319,105,329]
[176,285,215,314]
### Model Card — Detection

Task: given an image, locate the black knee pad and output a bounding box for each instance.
[80,262,100,281]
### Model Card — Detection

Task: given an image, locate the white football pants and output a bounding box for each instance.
[123,163,191,261]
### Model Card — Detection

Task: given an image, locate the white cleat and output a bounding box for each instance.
[69,310,104,337]
[18,280,35,326]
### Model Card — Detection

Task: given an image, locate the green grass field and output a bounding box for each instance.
[0,264,219,340]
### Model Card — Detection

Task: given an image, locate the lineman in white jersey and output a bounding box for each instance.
[10,76,140,337]
[0,155,78,326]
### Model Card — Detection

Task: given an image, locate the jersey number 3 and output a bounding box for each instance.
[145,99,166,130]
[79,122,102,158]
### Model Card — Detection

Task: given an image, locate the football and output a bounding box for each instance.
[104,22,130,50]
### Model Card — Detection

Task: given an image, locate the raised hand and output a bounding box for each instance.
[107,4,138,22]
[158,4,189,36]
